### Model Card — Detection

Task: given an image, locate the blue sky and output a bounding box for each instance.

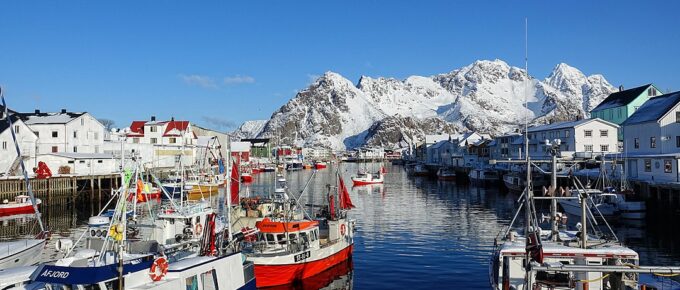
[1,1,678,131]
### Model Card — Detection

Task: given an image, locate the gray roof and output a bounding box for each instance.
[622,91,680,126]
[527,118,617,132]
[19,111,86,125]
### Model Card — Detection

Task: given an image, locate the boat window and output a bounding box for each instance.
[186,275,199,290]
[288,233,297,241]
[300,232,309,244]
[266,234,275,245]
[201,270,219,290]
[277,234,286,245]
[45,284,73,290]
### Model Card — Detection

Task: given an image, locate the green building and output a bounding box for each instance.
[242,138,272,158]
[590,84,662,140]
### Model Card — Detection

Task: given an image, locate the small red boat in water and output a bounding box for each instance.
[0,195,41,216]
[241,173,253,183]
[314,162,327,170]
[351,167,384,186]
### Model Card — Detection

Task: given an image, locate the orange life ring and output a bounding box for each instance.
[340,224,347,236]
[195,224,203,236]
[149,257,168,281]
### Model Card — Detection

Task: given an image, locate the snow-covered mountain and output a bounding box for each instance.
[232,120,267,140]
[255,59,616,150]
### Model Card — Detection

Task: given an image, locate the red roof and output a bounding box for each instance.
[128,121,147,137]
[163,121,189,137]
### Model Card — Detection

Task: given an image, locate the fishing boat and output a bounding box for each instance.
[557,188,646,220]
[0,195,41,216]
[468,168,499,184]
[243,173,355,288]
[263,165,276,172]
[286,160,304,171]
[0,239,45,270]
[314,162,327,169]
[351,169,384,186]
[436,168,456,181]
[241,172,253,183]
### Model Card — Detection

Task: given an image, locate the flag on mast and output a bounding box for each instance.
[338,174,355,209]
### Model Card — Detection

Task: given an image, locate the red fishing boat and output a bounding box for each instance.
[314,162,327,170]
[245,173,355,288]
[351,166,384,186]
[241,172,253,183]
[0,195,41,216]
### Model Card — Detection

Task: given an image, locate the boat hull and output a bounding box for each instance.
[315,164,327,169]
[0,204,38,216]
[0,239,44,270]
[253,244,353,288]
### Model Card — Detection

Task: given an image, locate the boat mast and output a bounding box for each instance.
[522,18,534,288]
[0,88,45,233]
[226,134,232,240]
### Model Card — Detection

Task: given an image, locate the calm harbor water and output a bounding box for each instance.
[2,163,680,289]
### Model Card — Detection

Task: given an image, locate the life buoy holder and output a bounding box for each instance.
[195,224,203,236]
[149,257,168,281]
[340,224,347,236]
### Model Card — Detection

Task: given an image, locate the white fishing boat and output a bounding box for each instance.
[437,168,456,181]
[351,170,384,186]
[558,188,646,220]
[0,195,41,216]
[0,239,45,270]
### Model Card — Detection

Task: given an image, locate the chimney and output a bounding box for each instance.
[61,109,67,113]
[619,85,624,92]
[35,109,40,114]
[151,115,156,122]
[171,116,175,122]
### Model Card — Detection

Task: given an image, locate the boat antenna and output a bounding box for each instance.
[522,17,534,289]
[1,87,46,234]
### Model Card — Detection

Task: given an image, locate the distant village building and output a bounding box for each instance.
[621,91,680,183]
[489,133,523,161]
[590,84,661,140]
[526,118,619,159]
[242,138,272,159]
[231,141,252,164]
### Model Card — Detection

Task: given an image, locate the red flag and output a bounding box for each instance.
[230,161,239,205]
[338,176,355,209]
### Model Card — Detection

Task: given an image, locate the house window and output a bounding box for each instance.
[73,131,77,138]
[584,145,593,152]
[73,146,77,153]
[676,112,680,123]
[2,141,6,150]
[600,145,609,152]
[150,126,157,133]
[151,138,158,144]
[169,137,177,144]
[565,130,570,138]
[52,146,58,153]
[584,130,592,137]
[98,160,103,164]
[541,133,546,140]
[649,87,657,96]
[95,145,100,153]
[94,132,99,140]
[651,137,656,148]
[14,125,19,134]
[35,131,39,137]
[600,130,608,137]
[645,159,652,172]
[52,131,58,138]
[664,160,673,173]
[133,138,140,144]
[81,118,84,126]
[634,138,640,149]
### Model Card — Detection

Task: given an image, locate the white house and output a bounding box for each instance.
[526,118,619,159]
[0,113,38,177]
[19,109,105,155]
[118,117,199,169]
[621,91,680,183]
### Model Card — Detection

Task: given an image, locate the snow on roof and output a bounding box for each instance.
[48,152,114,159]
[591,84,653,112]
[231,141,251,152]
[20,111,85,125]
[424,134,451,144]
[429,140,452,149]
[527,118,618,132]
[622,91,680,126]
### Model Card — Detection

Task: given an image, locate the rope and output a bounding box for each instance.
[622,263,680,277]
[578,273,610,283]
